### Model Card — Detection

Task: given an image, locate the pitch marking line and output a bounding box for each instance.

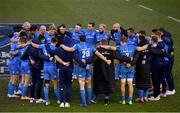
[168,16,180,23]
[138,4,153,11]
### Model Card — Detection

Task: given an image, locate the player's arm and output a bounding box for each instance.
[31,42,41,48]
[10,37,19,42]
[60,44,75,52]
[9,50,19,56]
[99,45,117,51]
[54,55,70,66]
[137,44,149,51]
[95,51,111,64]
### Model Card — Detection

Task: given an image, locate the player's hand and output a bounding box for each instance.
[30,59,35,65]
[86,65,90,70]
[171,52,174,56]
[130,57,133,61]
[82,59,86,64]
[63,62,70,66]
[142,60,146,64]
[60,44,64,47]
[49,57,54,61]
[106,60,111,65]
[152,43,157,48]
[97,45,101,48]
[126,63,131,68]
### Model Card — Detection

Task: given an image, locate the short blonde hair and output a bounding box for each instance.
[99,24,107,29]
[113,23,121,28]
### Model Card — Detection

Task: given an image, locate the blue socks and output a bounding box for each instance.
[54,88,60,101]
[128,97,132,102]
[22,85,28,96]
[121,96,125,101]
[44,87,49,102]
[144,89,149,98]
[139,89,144,99]
[80,89,86,106]
[87,87,92,104]
[8,81,12,94]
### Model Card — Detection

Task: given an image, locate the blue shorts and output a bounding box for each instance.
[73,65,80,76]
[43,66,58,80]
[115,64,120,78]
[21,62,31,75]
[8,60,21,75]
[78,64,92,79]
[119,66,135,79]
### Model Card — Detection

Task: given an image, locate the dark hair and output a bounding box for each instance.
[30,25,38,31]
[88,22,95,27]
[152,29,158,33]
[51,37,58,43]
[19,31,28,38]
[13,25,22,32]
[57,24,66,34]
[120,36,127,43]
[59,24,66,28]
[138,35,148,46]
[38,34,45,40]
[76,23,82,27]
[159,27,166,33]
[127,28,134,32]
[139,30,146,35]
[79,35,86,42]
[19,36,27,43]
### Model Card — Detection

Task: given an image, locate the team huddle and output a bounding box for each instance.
[7,21,175,107]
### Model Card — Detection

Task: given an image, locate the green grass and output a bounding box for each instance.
[0,0,180,112]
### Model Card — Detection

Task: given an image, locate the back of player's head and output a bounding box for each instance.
[159,27,166,33]
[152,29,158,34]
[88,22,95,27]
[120,36,127,43]
[19,36,27,44]
[19,31,28,38]
[139,30,146,35]
[51,37,58,43]
[138,35,148,46]
[79,35,86,42]
[13,25,22,32]
[100,39,108,45]
[30,25,38,32]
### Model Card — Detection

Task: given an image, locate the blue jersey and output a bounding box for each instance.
[111,31,122,46]
[36,32,49,43]
[95,32,109,45]
[10,34,20,63]
[73,42,96,61]
[117,44,137,67]
[46,34,55,44]
[127,35,138,46]
[39,44,57,67]
[82,29,96,46]
[71,30,84,45]
[19,45,29,63]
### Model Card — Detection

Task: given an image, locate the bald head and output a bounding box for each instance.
[39,25,47,35]
[22,21,31,31]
